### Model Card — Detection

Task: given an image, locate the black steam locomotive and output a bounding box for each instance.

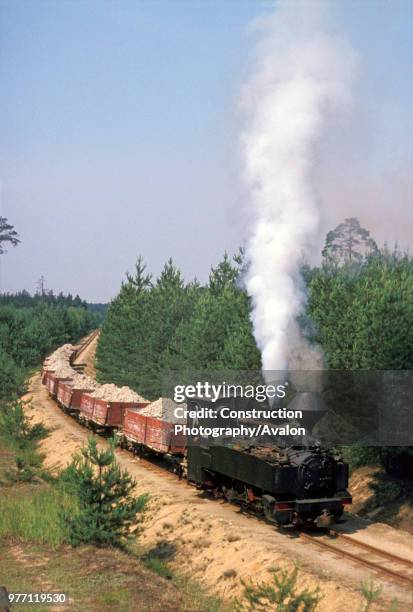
[185,391,352,527]
[187,443,352,527]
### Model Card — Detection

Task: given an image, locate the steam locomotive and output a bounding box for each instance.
[185,393,352,527]
[188,443,351,527]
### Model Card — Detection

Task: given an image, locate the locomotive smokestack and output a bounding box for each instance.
[240,1,357,373]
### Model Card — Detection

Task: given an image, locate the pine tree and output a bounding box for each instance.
[0,349,25,400]
[60,438,147,547]
[209,251,241,295]
[308,252,413,370]
[322,217,378,270]
[0,216,20,255]
[142,258,195,397]
[125,255,152,292]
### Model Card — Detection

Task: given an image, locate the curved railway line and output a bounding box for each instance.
[47,332,413,594]
[300,530,413,589]
[72,329,100,365]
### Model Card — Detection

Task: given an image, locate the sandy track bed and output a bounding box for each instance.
[71,332,99,377]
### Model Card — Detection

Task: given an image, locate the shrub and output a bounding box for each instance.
[235,565,322,611]
[60,437,148,547]
[359,579,382,612]
[0,401,48,451]
[144,557,173,580]
[0,349,25,401]
[340,446,381,470]
[0,402,48,481]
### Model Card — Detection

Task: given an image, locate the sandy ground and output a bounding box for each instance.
[22,372,413,612]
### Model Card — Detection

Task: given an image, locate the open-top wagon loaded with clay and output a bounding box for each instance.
[78,384,149,432]
[117,398,187,457]
[56,374,97,414]
[42,344,77,397]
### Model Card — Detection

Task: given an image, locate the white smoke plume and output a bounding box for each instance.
[241,1,357,373]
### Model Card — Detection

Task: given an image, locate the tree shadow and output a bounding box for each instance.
[143,540,177,562]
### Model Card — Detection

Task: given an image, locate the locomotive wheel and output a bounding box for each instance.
[262,495,276,521]
[263,503,273,521]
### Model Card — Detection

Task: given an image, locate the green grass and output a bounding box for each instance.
[135,540,230,611]
[0,541,183,612]
[0,425,74,547]
[174,574,228,612]
[0,486,74,547]
[99,589,132,609]
[144,556,174,580]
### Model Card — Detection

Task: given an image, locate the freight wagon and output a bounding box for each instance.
[46,373,72,398]
[78,394,149,432]
[57,380,94,414]
[118,408,186,456]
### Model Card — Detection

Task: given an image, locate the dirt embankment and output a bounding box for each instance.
[23,372,413,611]
[349,466,413,534]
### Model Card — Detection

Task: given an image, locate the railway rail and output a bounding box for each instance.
[300,530,413,589]
[72,329,100,365]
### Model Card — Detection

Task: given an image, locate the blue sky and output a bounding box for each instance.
[1,0,412,301]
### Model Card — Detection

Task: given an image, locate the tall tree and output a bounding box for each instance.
[125,256,152,292]
[322,217,378,270]
[176,252,260,371]
[308,252,413,369]
[209,251,243,295]
[0,217,20,254]
[36,276,46,296]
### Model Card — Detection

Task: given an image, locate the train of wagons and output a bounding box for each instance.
[42,338,352,529]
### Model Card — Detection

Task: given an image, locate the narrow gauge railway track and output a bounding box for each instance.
[300,530,413,589]
[124,452,187,485]
[71,329,100,364]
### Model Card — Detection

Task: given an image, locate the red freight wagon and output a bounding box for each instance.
[93,399,122,427]
[122,409,186,455]
[42,369,54,385]
[123,409,147,443]
[45,373,55,395]
[79,393,95,420]
[45,373,55,394]
[71,387,94,412]
[46,374,73,397]
[57,380,73,408]
[57,381,94,413]
[145,416,186,454]
[93,400,148,429]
